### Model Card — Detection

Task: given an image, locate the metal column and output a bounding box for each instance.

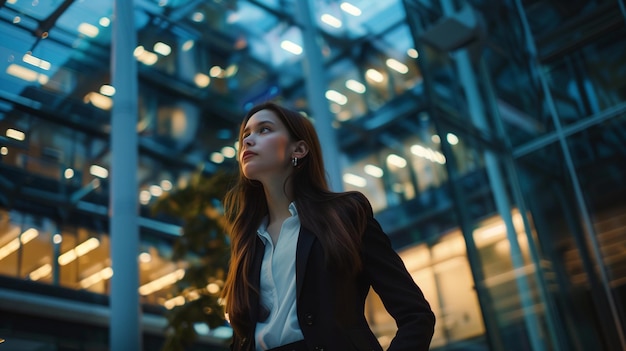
[295,1,343,192]
[110,0,141,350]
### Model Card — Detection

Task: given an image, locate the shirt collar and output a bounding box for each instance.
[257,201,298,236]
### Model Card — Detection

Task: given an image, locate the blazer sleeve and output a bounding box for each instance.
[361,213,436,351]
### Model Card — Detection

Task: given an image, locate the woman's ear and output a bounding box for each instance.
[292,140,309,160]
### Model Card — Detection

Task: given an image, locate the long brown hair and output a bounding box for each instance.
[221,101,369,320]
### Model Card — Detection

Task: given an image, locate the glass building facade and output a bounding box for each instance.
[0,0,625,350]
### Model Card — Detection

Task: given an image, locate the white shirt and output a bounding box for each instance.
[255,202,304,351]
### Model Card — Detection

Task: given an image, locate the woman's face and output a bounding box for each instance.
[239,109,294,182]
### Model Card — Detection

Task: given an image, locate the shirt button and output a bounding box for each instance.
[304,313,314,325]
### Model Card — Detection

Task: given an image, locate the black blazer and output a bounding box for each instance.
[230,211,435,351]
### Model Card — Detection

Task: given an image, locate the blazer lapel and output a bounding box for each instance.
[295,227,315,300]
[249,236,265,323]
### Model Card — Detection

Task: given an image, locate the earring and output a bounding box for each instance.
[292,157,298,167]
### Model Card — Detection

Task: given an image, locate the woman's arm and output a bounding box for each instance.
[362,214,436,351]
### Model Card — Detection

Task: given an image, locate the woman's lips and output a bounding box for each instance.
[241,151,256,162]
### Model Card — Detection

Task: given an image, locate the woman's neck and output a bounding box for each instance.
[262,178,293,226]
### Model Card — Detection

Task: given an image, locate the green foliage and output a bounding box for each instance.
[151,170,235,351]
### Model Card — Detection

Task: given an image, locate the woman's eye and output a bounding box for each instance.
[260,127,270,133]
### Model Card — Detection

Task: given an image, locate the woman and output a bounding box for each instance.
[222,101,435,351]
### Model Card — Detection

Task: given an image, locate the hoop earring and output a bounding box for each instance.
[292,157,298,167]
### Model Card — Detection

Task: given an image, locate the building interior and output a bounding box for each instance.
[0,0,625,350]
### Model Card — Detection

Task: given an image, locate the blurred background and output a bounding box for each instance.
[0,0,625,350]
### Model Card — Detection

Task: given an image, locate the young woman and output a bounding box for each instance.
[222,102,435,351]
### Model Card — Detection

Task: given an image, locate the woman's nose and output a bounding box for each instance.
[243,135,253,146]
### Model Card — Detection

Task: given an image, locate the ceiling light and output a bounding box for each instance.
[78,23,99,38]
[29,263,52,281]
[321,14,342,28]
[139,190,151,205]
[366,69,384,83]
[6,63,49,83]
[99,84,115,96]
[343,173,367,187]
[79,266,113,289]
[386,58,409,74]
[89,164,109,178]
[191,12,204,22]
[64,168,74,179]
[23,54,51,70]
[0,147,7,156]
[345,79,366,93]
[0,228,38,261]
[210,152,225,164]
[84,92,112,110]
[447,133,459,145]
[153,42,171,56]
[210,66,223,78]
[340,2,362,16]
[386,154,407,168]
[280,40,303,55]
[407,48,419,58]
[194,73,210,88]
[325,90,347,105]
[364,164,384,178]
[160,179,173,191]
[221,146,236,158]
[139,268,185,296]
[149,185,163,197]
[6,128,25,141]
[99,17,110,27]
[182,40,194,51]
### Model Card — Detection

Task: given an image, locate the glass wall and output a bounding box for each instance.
[1,0,625,350]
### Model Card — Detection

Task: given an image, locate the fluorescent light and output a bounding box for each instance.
[0,228,38,261]
[89,164,109,178]
[139,268,185,295]
[23,54,51,70]
[386,58,409,74]
[340,2,362,16]
[364,164,384,178]
[386,154,407,168]
[78,23,99,38]
[410,144,446,164]
[29,263,52,281]
[325,90,347,105]
[6,128,25,141]
[366,69,384,83]
[6,63,49,83]
[58,237,100,265]
[79,266,113,289]
[153,42,171,56]
[343,173,367,187]
[84,92,113,110]
[280,40,303,55]
[345,79,366,93]
[321,14,342,28]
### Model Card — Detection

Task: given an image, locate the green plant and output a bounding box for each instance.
[151,169,235,351]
